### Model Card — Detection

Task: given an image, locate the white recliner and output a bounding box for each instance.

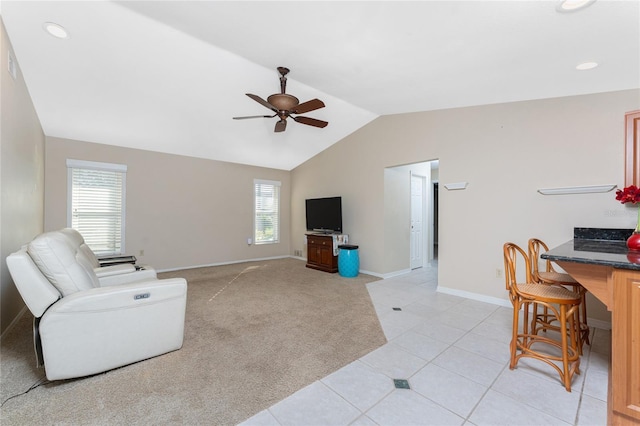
[57,228,157,285]
[6,229,187,381]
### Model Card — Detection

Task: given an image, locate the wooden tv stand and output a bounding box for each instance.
[306,233,338,273]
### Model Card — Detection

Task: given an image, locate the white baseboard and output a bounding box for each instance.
[357,269,384,278]
[438,286,612,329]
[160,256,388,279]
[158,255,293,273]
[376,269,412,280]
[437,286,512,308]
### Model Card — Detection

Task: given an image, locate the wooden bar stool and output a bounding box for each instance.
[503,242,581,391]
[528,238,590,350]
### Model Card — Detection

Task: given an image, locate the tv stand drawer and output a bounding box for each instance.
[306,234,338,273]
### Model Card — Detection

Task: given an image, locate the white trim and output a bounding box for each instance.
[121,173,127,253]
[358,269,385,278]
[253,178,281,187]
[67,166,72,227]
[378,268,412,280]
[437,285,513,308]
[157,255,291,273]
[66,158,127,173]
[437,286,613,329]
[67,159,127,254]
[254,179,281,245]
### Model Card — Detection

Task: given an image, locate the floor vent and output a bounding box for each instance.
[393,379,410,389]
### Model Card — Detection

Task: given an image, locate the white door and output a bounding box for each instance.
[410,175,425,269]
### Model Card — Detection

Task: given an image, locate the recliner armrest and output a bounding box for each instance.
[94,264,137,278]
[98,266,157,287]
[47,278,187,313]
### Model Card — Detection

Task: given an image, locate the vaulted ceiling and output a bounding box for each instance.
[2,1,638,170]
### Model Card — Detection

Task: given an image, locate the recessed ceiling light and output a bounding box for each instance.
[576,62,599,70]
[557,0,596,12]
[43,22,68,39]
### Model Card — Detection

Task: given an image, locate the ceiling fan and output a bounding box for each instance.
[233,67,328,133]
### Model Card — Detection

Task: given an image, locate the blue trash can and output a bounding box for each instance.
[338,245,359,277]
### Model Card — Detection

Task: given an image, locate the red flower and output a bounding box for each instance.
[616,185,640,204]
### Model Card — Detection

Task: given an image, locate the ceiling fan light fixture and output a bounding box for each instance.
[267,93,299,111]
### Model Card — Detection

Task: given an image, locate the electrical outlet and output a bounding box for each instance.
[496,268,502,278]
[247,238,252,245]
[139,249,144,256]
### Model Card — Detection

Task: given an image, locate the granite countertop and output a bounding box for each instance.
[541,227,640,271]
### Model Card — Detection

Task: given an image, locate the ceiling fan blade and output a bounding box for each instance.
[292,116,328,128]
[275,119,287,133]
[246,93,278,113]
[233,114,275,120]
[291,99,325,114]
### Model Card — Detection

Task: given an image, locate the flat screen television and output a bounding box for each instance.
[305,196,342,233]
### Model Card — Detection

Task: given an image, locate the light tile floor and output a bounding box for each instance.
[240,264,610,426]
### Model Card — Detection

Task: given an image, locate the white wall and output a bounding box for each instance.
[1,18,45,334]
[292,89,640,322]
[383,166,411,273]
[45,137,291,271]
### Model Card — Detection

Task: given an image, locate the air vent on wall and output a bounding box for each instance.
[8,50,17,80]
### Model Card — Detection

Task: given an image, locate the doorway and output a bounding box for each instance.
[410,174,426,269]
[433,181,439,259]
[409,160,438,269]
[384,159,439,271]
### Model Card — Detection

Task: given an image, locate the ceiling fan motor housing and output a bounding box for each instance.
[267,93,299,111]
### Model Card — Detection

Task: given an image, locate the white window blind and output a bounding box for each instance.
[67,159,127,255]
[254,179,281,244]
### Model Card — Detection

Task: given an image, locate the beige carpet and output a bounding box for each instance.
[0,258,385,425]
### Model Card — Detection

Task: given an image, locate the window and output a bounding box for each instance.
[67,159,127,255]
[254,179,281,244]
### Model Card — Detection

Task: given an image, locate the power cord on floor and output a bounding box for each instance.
[1,376,50,408]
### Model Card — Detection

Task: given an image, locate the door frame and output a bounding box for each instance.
[409,171,429,269]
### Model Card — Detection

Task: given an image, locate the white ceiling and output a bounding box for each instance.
[2,1,639,170]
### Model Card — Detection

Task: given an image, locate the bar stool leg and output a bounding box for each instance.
[560,305,571,391]
[580,291,590,346]
[570,309,580,376]
[510,300,520,370]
